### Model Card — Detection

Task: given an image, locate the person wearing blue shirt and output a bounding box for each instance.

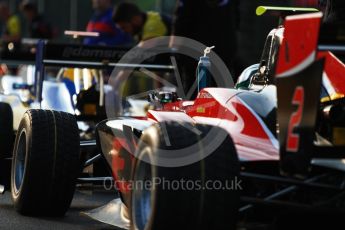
[84,0,133,46]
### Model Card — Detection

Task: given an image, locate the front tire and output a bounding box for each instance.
[130,122,240,230]
[11,109,80,216]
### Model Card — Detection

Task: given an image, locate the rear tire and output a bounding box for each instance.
[130,122,240,230]
[11,109,80,216]
[0,102,13,159]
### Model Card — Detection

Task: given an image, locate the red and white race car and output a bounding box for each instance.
[4,6,345,230]
[94,9,345,229]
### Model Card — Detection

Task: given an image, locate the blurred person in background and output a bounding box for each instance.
[113,2,171,42]
[111,2,172,108]
[0,1,21,43]
[84,0,132,46]
[20,0,53,39]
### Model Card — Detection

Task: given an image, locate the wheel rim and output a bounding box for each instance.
[14,130,26,195]
[132,148,153,230]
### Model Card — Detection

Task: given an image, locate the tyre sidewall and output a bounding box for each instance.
[11,113,33,210]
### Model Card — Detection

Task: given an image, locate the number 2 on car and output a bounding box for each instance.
[286,86,304,152]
